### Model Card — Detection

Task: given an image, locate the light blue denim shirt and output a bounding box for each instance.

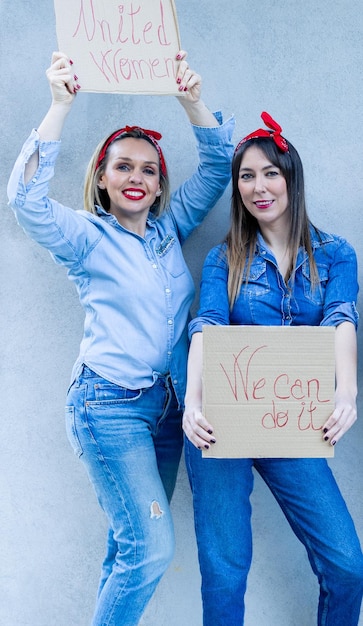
[189,226,359,335]
[7,113,235,405]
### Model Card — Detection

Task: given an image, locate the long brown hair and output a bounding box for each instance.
[226,136,319,307]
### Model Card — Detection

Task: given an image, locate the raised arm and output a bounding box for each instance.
[7,52,99,265]
[167,55,234,241]
[322,321,358,446]
[25,52,78,183]
[174,50,219,128]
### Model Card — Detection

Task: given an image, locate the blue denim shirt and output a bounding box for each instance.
[7,113,235,405]
[189,227,359,335]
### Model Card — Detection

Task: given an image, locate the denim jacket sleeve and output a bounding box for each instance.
[7,130,105,266]
[188,244,230,337]
[169,112,235,244]
[320,238,359,329]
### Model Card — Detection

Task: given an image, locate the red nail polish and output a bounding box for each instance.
[176,54,181,60]
[176,78,181,84]
[178,85,184,92]
[74,74,78,81]
[184,86,188,91]
[69,59,74,65]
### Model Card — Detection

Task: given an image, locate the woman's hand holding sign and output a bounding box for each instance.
[175,50,219,127]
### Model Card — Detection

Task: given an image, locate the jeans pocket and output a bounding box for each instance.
[93,383,143,403]
[65,405,83,458]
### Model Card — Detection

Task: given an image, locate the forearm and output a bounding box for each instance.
[184,332,204,410]
[37,101,72,141]
[183,331,216,448]
[177,98,219,127]
[25,102,72,184]
[322,321,358,445]
[335,321,357,397]
[170,114,234,241]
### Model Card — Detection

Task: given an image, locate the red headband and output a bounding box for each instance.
[95,125,167,176]
[234,111,289,154]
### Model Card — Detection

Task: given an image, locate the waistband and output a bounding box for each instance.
[79,364,170,388]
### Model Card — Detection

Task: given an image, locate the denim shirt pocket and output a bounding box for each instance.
[245,260,270,296]
[157,234,187,278]
[302,261,329,305]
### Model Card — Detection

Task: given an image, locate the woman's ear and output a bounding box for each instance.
[155,186,162,197]
[97,176,106,190]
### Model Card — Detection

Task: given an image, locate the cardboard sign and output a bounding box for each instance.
[202,326,335,459]
[54,0,182,94]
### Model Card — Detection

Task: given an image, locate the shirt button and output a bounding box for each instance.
[152,263,158,269]
[168,319,173,325]
[173,379,178,385]
[165,288,171,294]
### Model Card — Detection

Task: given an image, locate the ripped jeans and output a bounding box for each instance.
[65,366,183,626]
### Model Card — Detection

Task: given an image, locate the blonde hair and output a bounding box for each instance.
[83,131,170,217]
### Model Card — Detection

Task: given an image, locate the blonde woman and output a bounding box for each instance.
[7,51,234,625]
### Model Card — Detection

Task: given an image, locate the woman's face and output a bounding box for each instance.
[98,137,161,227]
[238,145,289,230]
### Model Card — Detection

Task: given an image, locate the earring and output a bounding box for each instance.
[156,190,162,197]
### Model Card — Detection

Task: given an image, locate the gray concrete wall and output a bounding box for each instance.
[1,1,362,624]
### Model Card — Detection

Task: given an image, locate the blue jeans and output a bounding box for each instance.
[65,366,183,626]
[185,438,363,626]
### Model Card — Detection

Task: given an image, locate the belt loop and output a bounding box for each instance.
[152,371,168,388]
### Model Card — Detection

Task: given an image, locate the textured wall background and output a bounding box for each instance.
[1,1,362,624]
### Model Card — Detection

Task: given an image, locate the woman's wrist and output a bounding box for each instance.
[177,98,219,127]
[37,101,72,142]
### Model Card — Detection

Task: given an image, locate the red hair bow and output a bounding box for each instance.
[95,125,167,176]
[235,111,289,154]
